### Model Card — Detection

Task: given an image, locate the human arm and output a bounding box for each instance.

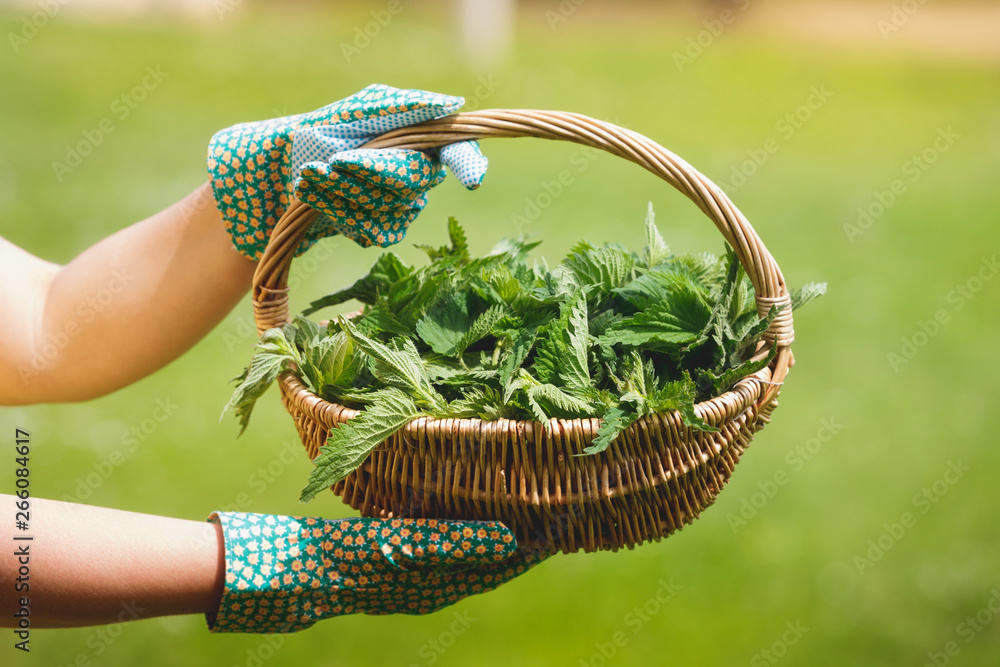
[0,183,256,405]
[1,84,487,406]
[0,494,225,628]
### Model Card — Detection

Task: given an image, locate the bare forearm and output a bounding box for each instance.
[0,495,224,628]
[0,183,256,404]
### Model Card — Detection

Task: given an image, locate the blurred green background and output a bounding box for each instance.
[2,0,999,665]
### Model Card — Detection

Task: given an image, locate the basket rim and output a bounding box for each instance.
[275,358,773,434]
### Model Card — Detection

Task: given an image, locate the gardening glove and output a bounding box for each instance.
[207,84,488,260]
[206,512,549,634]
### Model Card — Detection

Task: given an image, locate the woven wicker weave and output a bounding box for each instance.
[251,110,794,555]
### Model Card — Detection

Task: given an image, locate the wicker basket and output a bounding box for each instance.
[251,110,794,555]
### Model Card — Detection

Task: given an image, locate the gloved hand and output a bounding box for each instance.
[206,512,549,633]
[207,84,488,259]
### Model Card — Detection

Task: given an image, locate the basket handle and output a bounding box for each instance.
[252,110,794,354]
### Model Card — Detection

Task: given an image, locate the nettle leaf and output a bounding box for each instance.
[586,406,639,455]
[526,383,594,423]
[489,235,542,262]
[642,202,670,268]
[341,318,443,410]
[300,387,421,502]
[614,268,710,312]
[790,282,828,311]
[435,385,515,420]
[502,368,536,405]
[393,270,449,328]
[651,374,717,432]
[292,314,322,341]
[689,245,743,357]
[531,291,590,388]
[303,252,411,314]
[476,264,523,306]
[222,327,300,434]
[733,305,779,364]
[697,344,778,399]
[563,292,591,390]
[588,308,623,337]
[414,217,471,263]
[431,367,499,387]
[354,303,410,337]
[310,331,361,392]
[646,373,699,414]
[415,289,469,356]
[599,288,712,348]
[455,305,507,357]
[564,246,636,292]
[498,325,540,387]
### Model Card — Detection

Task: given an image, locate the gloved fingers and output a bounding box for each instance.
[438,140,488,190]
[296,149,445,208]
[364,518,518,571]
[306,84,463,138]
[297,163,415,216]
[349,542,551,617]
[290,126,369,183]
[293,85,463,181]
[326,149,447,196]
[299,184,423,248]
[326,208,419,249]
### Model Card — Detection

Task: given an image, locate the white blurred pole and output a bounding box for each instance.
[459,0,515,69]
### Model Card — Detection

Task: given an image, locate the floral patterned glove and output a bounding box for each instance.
[207,84,488,259]
[206,512,549,634]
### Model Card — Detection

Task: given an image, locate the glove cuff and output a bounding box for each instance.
[207,118,296,261]
[206,511,328,634]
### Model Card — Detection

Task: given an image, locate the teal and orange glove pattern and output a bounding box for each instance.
[207,84,488,260]
[206,512,549,634]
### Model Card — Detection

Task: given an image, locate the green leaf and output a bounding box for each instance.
[303,252,411,314]
[562,292,591,390]
[613,268,710,312]
[732,305,780,364]
[790,282,828,311]
[498,326,539,387]
[564,246,636,292]
[300,388,421,502]
[448,217,470,262]
[585,406,640,455]
[310,331,361,392]
[531,291,590,389]
[353,303,411,337]
[475,264,523,306]
[488,235,542,262]
[455,305,507,357]
[341,318,444,410]
[647,373,718,433]
[686,244,743,365]
[599,290,711,348]
[697,343,778,399]
[414,217,471,263]
[526,383,594,422]
[392,270,449,329]
[221,328,299,434]
[434,385,514,420]
[642,202,670,268]
[415,289,470,356]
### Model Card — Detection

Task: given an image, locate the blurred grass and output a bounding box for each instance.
[1,2,999,666]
